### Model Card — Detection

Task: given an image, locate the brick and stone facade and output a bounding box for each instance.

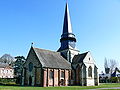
[22,2,99,87]
[43,68,71,87]
[22,47,71,87]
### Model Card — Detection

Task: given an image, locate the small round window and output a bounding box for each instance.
[29,62,33,72]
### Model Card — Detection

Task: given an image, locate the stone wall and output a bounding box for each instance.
[22,47,42,86]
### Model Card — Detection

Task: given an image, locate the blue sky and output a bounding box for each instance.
[0,0,120,72]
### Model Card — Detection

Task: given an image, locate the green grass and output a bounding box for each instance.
[0,83,120,90]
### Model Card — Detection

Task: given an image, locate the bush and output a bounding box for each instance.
[111,77,118,83]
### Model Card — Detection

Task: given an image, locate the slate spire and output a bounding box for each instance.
[59,3,76,51]
[58,2,79,63]
[62,3,72,34]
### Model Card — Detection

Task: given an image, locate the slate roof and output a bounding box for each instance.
[33,47,71,69]
[72,52,88,64]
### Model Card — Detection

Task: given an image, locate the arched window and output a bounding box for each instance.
[88,66,92,77]
[49,70,54,79]
[29,62,33,72]
[61,71,64,78]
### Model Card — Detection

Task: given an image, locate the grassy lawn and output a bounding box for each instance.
[0,83,120,90]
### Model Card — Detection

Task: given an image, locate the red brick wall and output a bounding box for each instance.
[43,68,71,87]
[54,69,58,86]
[43,69,47,87]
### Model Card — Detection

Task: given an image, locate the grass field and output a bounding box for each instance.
[0,83,120,90]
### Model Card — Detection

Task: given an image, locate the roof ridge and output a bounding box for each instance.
[33,47,59,54]
[31,47,71,69]
[79,51,89,55]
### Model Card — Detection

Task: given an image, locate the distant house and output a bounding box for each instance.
[111,68,120,77]
[99,73,111,79]
[0,62,14,78]
[99,68,120,83]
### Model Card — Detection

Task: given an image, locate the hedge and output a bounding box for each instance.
[0,78,16,85]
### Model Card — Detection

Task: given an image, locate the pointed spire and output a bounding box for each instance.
[62,3,72,34]
[58,2,76,52]
[58,2,80,63]
[60,2,76,42]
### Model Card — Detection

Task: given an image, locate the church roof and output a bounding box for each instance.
[33,47,71,69]
[72,52,88,64]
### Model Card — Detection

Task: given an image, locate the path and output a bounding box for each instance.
[86,87,120,90]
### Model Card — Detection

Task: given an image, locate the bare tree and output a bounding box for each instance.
[0,54,15,65]
[104,58,117,74]
[109,59,117,74]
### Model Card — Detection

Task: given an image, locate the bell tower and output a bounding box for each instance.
[58,3,79,63]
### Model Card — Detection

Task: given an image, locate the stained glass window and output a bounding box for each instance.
[88,66,92,77]
[29,62,33,72]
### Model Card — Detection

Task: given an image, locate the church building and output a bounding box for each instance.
[21,3,99,87]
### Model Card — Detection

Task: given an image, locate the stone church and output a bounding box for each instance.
[21,3,99,87]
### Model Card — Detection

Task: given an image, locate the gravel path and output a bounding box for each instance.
[85,87,120,90]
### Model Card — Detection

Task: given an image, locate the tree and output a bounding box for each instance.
[109,59,117,74]
[104,58,110,74]
[104,58,108,68]
[14,56,26,84]
[104,58,118,83]
[104,58,117,74]
[0,54,15,65]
